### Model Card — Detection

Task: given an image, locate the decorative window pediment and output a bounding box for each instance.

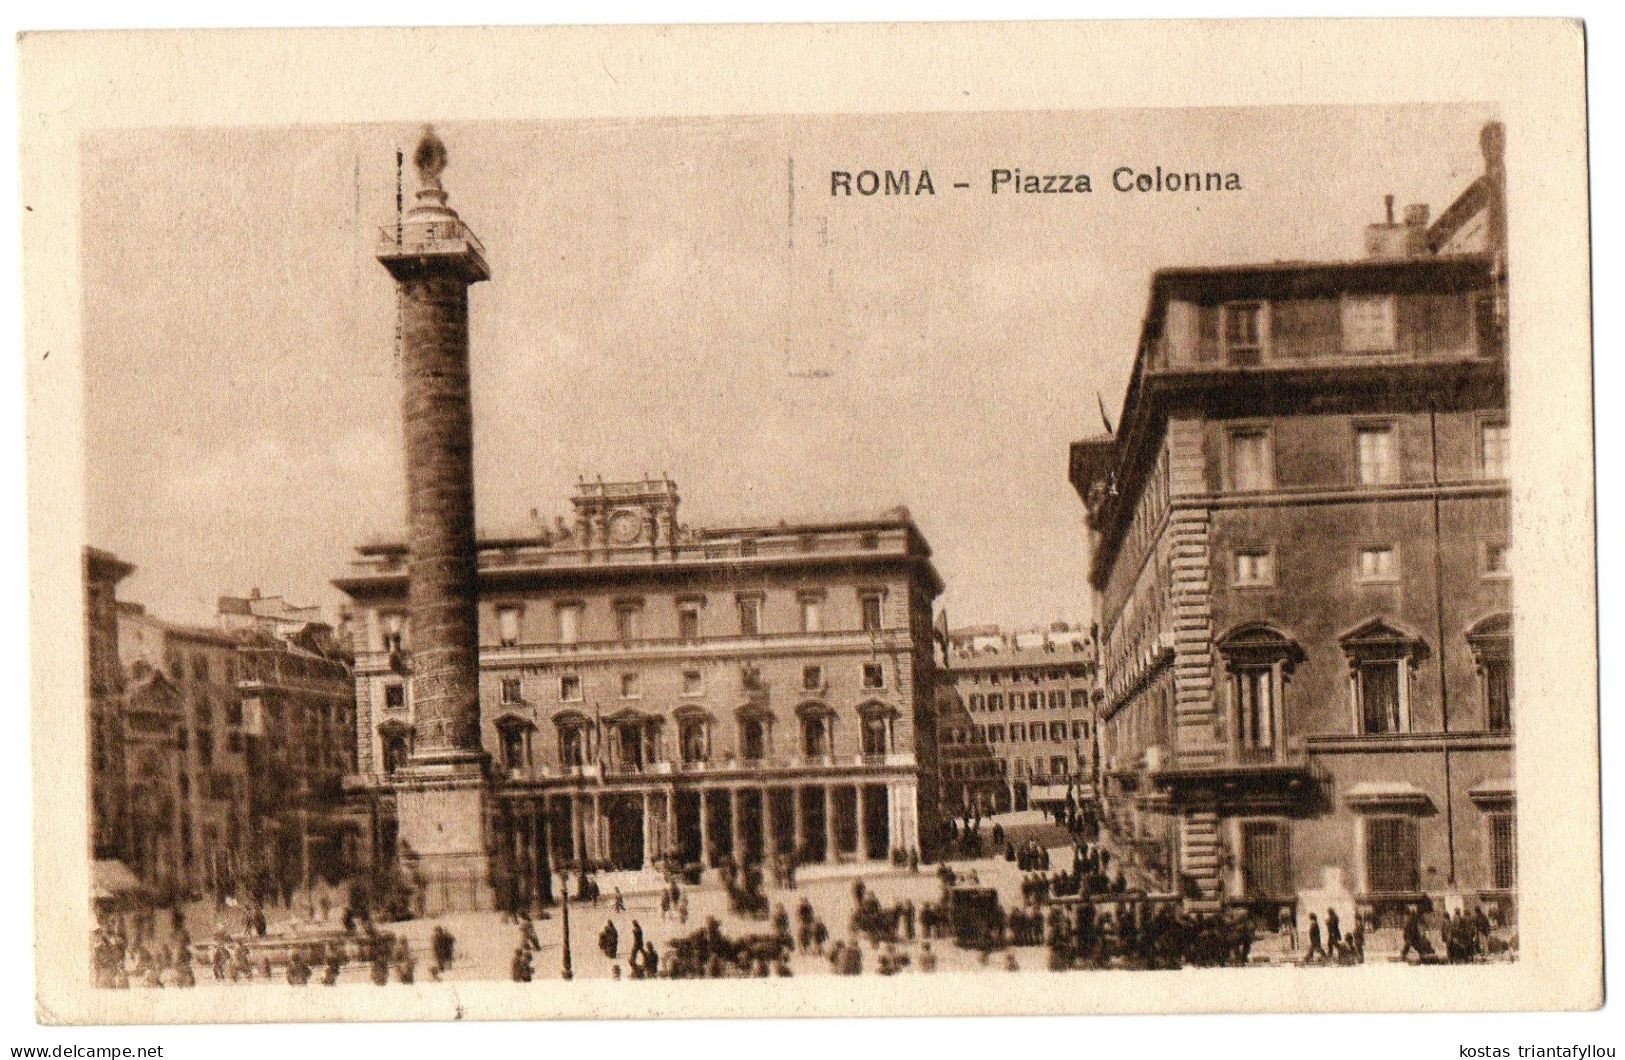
[1338,617,1428,661]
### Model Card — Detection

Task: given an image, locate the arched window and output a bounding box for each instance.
[676,709,711,766]
[1466,614,1513,733]
[554,712,589,768]
[737,707,772,762]
[797,702,833,759]
[494,715,534,772]
[1339,618,1428,735]
[857,701,897,757]
[1216,624,1304,758]
[378,722,413,775]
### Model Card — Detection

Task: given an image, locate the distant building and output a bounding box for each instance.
[118,605,249,897]
[1069,124,1512,927]
[935,624,1096,814]
[84,547,134,866]
[115,594,356,901]
[336,477,945,905]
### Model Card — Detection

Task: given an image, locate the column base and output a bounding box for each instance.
[393,765,494,915]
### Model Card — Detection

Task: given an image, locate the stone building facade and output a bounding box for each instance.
[1068,124,1513,928]
[338,477,944,904]
[115,598,356,901]
[84,547,134,866]
[117,605,240,896]
[935,627,1096,815]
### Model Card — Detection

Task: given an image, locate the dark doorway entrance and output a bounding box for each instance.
[607,796,644,871]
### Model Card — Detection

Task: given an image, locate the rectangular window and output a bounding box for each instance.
[1357,546,1398,583]
[862,663,885,689]
[988,693,1003,711]
[800,596,823,633]
[380,612,407,653]
[1234,665,1275,750]
[678,603,701,640]
[1356,660,1405,734]
[1481,421,1510,479]
[560,674,582,702]
[682,670,704,696]
[614,604,642,643]
[619,672,641,699]
[557,603,581,645]
[384,683,406,710]
[1485,658,1513,732]
[988,725,1005,743]
[500,676,523,704]
[1049,722,1067,742]
[969,693,984,711]
[1240,820,1292,897]
[502,728,527,770]
[1029,722,1046,741]
[1071,689,1087,711]
[1489,813,1517,889]
[1072,720,1089,740]
[1223,302,1264,363]
[1232,548,1276,588]
[1049,690,1065,710]
[737,596,762,636]
[1356,423,1398,485]
[1341,294,1398,352]
[1365,817,1421,893]
[802,664,824,691]
[1484,541,1511,577]
[1050,755,1068,775]
[1227,427,1274,491]
[860,592,885,632]
[496,605,522,647]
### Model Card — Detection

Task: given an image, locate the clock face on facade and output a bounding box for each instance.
[607,509,644,544]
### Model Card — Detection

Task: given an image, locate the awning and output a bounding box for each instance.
[91,859,143,901]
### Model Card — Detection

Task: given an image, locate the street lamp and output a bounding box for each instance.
[560,881,573,981]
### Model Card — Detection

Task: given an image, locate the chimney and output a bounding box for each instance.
[1364,193,1412,259]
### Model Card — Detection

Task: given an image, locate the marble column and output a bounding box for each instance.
[792,786,806,856]
[855,785,870,861]
[641,790,654,870]
[578,790,591,864]
[665,789,678,862]
[823,784,837,862]
[730,787,745,863]
[699,790,713,867]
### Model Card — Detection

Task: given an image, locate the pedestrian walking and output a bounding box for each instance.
[1303,913,1327,964]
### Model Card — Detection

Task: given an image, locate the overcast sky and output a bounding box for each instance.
[82,103,1499,629]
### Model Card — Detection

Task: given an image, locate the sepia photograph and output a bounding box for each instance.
[19,19,1598,1029]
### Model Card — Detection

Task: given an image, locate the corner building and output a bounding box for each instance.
[1069,125,1513,928]
[338,478,944,901]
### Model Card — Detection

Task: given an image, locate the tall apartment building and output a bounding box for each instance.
[116,597,356,901]
[1068,124,1512,927]
[935,624,1096,815]
[337,477,944,905]
[84,547,135,867]
[117,605,242,895]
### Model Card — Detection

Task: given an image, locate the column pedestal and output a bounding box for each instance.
[393,759,493,915]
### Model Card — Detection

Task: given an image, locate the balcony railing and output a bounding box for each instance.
[376,219,486,259]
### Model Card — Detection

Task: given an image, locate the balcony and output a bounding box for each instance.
[1146,747,1318,809]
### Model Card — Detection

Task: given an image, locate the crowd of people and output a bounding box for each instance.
[96,808,1516,987]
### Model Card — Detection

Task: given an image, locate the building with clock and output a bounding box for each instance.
[336,476,945,903]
